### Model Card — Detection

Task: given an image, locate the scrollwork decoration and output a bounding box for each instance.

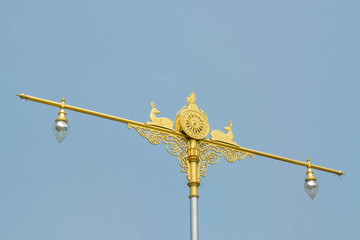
[198,141,254,177]
[128,123,254,180]
[128,123,189,174]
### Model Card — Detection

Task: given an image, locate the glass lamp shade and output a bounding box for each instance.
[304,179,319,199]
[52,120,70,143]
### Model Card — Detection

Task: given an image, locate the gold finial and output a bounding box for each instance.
[55,97,68,122]
[186,92,199,112]
[305,157,316,181]
[187,92,196,104]
[16,93,26,99]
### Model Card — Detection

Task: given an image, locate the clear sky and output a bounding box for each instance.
[1,1,359,240]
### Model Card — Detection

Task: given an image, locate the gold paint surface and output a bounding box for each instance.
[187,139,200,198]
[147,101,174,130]
[210,121,238,146]
[175,93,209,139]
[198,140,254,177]
[128,123,189,175]
[305,157,317,181]
[55,97,68,122]
[180,110,209,140]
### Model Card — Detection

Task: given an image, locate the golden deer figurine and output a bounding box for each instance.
[210,121,238,146]
[147,101,174,130]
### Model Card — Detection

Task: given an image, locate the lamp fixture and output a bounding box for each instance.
[304,157,319,199]
[52,97,69,143]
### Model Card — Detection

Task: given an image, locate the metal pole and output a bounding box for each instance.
[190,197,199,240]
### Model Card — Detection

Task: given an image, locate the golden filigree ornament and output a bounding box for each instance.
[176,93,209,140]
[128,123,189,174]
[198,141,254,177]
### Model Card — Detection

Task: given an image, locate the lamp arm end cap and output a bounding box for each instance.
[16,93,26,99]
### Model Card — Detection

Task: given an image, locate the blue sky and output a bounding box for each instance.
[1,1,359,239]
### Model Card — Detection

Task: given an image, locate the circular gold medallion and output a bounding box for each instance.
[179,110,209,139]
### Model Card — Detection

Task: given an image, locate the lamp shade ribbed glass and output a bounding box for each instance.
[304,179,319,199]
[52,120,69,143]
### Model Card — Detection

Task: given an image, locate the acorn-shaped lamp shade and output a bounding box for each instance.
[52,120,69,143]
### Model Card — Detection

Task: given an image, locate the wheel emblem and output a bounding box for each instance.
[180,110,209,139]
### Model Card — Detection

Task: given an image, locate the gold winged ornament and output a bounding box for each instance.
[175,93,209,139]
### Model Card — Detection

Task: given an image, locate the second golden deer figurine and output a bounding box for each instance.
[210,121,238,146]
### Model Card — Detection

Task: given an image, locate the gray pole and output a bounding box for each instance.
[190,197,199,240]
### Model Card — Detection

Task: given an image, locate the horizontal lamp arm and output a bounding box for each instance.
[200,140,344,176]
[16,93,184,137]
[17,93,344,176]
[240,146,343,175]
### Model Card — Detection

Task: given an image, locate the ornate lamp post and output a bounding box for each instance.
[17,92,343,240]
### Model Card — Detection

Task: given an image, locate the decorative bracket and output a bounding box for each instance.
[128,123,189,175]
[128,122,254,179]
[198,140,254,177]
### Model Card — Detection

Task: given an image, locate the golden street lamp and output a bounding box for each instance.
[17,92,343,240]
